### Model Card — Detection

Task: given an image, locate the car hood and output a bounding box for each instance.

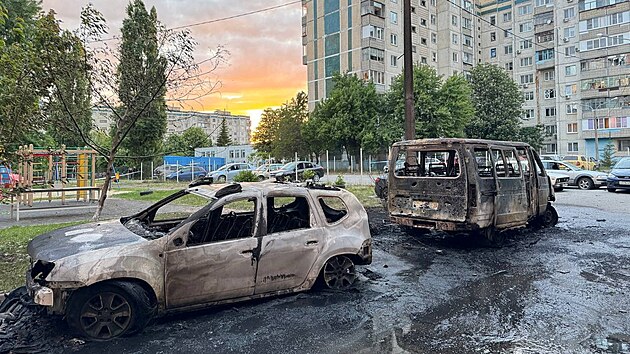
[611,168,630,178]
[27,220,146,262]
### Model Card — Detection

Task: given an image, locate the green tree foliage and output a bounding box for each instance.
[252,108,279,155]
[164,127,211,156]
[518,125,546,151]
[118,1,167,161]
[600,141,616,169]
[386,65,474,139]
[233,170,258,182]
[216,117,232,146]
[274,91,308,159]
[467,63,526,141]
[307,74,383,160]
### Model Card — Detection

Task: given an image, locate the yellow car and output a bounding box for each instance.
[562,155,596,170]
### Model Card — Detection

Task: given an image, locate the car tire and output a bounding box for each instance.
[258,175,266,182]
[541,204,559,227]
[320,255,357,290]
[66,281,155,340]
[554,186,563,192]
[607,188,616,193]
[577,177,594,190]
[218,175,226,183]
[313,174,320,182]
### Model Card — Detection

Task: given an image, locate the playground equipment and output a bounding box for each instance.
[9,144,101,220]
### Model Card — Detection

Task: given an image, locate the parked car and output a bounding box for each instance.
[153,164,179,178]
[274,161,325,182]
[253,163,284,181]
[165,166,207,181]
[607,157,630,192]
[562,155,596,171]
[0,165,18,188]
[207,163,254,183]
[540,154,563,161]
[542,160,608,190]
[24,182,372,340]
[547,171,570,192]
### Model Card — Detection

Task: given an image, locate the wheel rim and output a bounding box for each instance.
[218,176,226,182]
[313,174,320,182]
[543,206,558,227]
[79,292,132,339]
[323,256,356,290]
[578,178,590,189]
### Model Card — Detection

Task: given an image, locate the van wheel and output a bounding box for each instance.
[321,256,357,290]
[541,204,558,227]
[66,281,155,340]
[577,177,594,190]
[607,188,616,193]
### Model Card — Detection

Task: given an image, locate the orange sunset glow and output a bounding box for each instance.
[42,0,307,129]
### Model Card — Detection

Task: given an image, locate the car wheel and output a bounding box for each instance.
[322,255,357,290]
[67,281,155,340]
[218,175,226,183]
[541,204,559,227]
[607,188,616,193]
[577,177,594,190]
[258,175,265,182]
[313,174,320,182]
[554,186,563,192]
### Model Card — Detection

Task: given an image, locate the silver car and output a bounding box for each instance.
[207,163,254,183]
[25,182,372,340]
[542,160,608,190]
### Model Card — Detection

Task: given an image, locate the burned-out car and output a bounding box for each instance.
[25,182,372,340]
[386,138,558,243]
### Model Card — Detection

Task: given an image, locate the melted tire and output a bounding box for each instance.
[66,281,155,340]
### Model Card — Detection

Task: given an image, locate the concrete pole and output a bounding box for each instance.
[403,0,415,140]
[326,150,329,177]
[334,156,336,172]
[176,162,179,183]
[151,161,154,180]
[140,162,143,181]
[360,148,364,180]
[295,152,298,181]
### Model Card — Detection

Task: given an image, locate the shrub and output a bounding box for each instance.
[233,170,259,182]
[334,175,345,186]
[302,170,315,180]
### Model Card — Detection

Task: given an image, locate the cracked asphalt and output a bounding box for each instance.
[1,189,630,353]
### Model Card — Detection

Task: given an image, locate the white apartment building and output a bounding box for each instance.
[304,0,630,159]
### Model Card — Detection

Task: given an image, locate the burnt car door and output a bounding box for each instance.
[490,146,529,227]
[163,192,261,308]
[254,192,324,294]
[471,147,497,228]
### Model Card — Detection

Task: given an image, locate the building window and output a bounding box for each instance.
[564,7,575,19]
[520,74,533,84]
[524,91,534,101]
[362,47,385,62]
[421,38,427,45]
[390,33,398,46]
[565,65,577,76]
[452,15,458,26]
[536,49,554,63]
[545,107,557,117]
[452,33,458,44]
[432,52,437,62]
[567,142,578,152]
[504,29,512,38]
[564,84,577,96]
[421,56,428,64]
[565,46,576,57]
[520,57,533,66]
[520,40,533,50]
[412,25,417,33]
[567,123,578,133]
[490,32,496,41]
[462,17,472,30]
[490,48,497,58]
[390,54,397,67]
[545,144,557,153]
[390,11,398,24]
[362,25,384,40]
[563,26,575,39]
[504,44,513,55]
[544,89,556,99]
[505,61,513,70]
[420,18,427,27]
[503,12,512,22]
[545,125,557,135]
[518,4,532,16]
[464,35,473,47]
[535,0,553,7]
[490,16,496,25]
[523,108,535,119]
[431,15,436,25]
[369,70,385,84]
[464,52,474,64]
[566,103,578,114]
[536,30,554,43]
[519,22,533,33]
[431,32,437,44]
[453,52,458,62]
[543,70,555,81]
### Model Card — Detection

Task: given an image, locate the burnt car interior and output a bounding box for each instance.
[395,150,460,177]
[187,198,257,245]
[267,197,310,233]
[318,197,348,223]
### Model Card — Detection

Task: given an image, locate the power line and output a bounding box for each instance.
[92,0,302,43]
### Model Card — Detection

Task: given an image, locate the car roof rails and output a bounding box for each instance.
[306,182,340,191]
[215,183,242,198]
[188,177,214,188]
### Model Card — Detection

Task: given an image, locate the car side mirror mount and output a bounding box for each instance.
[173,237,184,247]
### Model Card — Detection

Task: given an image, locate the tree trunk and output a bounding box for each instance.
[92,156,114,221]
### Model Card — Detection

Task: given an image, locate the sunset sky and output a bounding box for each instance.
[42,0,307,129]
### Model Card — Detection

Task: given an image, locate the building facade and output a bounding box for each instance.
[303,0,630,159]
[92,107,251,146]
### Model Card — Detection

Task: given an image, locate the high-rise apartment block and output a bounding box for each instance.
[302,0,630,158]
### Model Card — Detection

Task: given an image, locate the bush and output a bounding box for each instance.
[233,170,259,182]
[302,170,315,180]
[334,175,346,186]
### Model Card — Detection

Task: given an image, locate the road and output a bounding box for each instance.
[1,188,629,353]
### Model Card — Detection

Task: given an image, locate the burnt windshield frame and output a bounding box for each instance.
[392,146,462,179]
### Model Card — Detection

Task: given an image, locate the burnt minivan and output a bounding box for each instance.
[387,138,558,242]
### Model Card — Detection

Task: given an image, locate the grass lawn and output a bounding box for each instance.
[0,222,84,293]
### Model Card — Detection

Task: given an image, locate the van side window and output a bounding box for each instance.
[396,149,460,177]
[474,148,493,177]
[516,148,530,175]
[503,149,522,177]
[491,149,507,177]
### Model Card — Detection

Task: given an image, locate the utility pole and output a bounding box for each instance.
[403,0,415,140]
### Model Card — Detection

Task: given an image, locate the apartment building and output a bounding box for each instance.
[304,0,630,159]
[301,0,478,111]
[92,107,251,145]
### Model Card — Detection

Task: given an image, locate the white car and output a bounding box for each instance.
[207,163,254,183]
[547,171,570,192]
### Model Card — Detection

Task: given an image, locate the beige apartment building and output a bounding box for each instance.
[303,0,630,158]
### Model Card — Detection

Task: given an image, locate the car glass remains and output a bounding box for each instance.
[188,198,257,246]
[319,197,348,223]
[267,196,310,234]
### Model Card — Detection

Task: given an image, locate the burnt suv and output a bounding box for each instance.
[25,182,371,340]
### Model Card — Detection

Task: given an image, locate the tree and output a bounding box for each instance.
[274,91,308,159]
[118,1,167,163]
[216,117,232,146]
[252,107,280,155]
[307,73,383,162]
[164,127,211,156]
[518,125,546,151]
[386,65,473,140]
[600,141,616,169]
[467,63,525,141]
